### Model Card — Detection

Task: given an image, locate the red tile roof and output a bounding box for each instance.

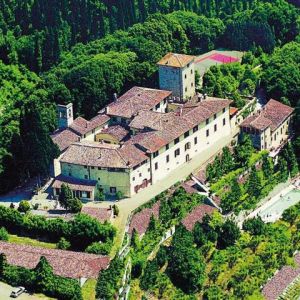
[132,98,231,153]
[182,204,216,231]
[157,53,195,68]
[129,201,160,236]
[60,141,148,169]
[52,174,97,192]
[181,180,198,194]
[81,207,112,223]
[241,99,294,132]
[0,241,110,279]
[106,87,172,119]
[70,114,110,136]
[51,129,80,152]
[262,253,300,300]
[100,125,129,142]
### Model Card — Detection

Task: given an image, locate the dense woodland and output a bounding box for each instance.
[0,0,299,195]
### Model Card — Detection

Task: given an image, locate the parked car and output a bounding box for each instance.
[10,287,26,298]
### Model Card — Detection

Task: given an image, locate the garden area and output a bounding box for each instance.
[127,200,300,300]
[206,136,298,213]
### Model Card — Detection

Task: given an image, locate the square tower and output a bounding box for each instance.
[158,53,196,101]
[57,103,74,129]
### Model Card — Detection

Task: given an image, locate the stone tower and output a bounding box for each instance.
[157,53,196,101]
[57,103,73,129]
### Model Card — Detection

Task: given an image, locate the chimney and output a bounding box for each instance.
[180,106,183,116]
[113,93,118,102]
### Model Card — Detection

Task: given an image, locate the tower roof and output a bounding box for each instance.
[157,53,195,68]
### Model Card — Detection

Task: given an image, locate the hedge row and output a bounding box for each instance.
[0,205,116,250]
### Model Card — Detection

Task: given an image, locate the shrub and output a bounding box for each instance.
[56,237,71,250]
[18,201,31,213]
[113,204,119,217]
[85,242,112,255]
[68,198,82,213]
[116,191,124,200]
[0,227,9,241]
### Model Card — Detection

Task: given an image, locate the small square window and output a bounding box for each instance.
[174,137,180,144]
[133,177,135,181]
[166,144,169,150]
[223,108,226,113]
[84,175,88,179]
[84,166,88,169]
[166,155,170,163]
[69,173,72,176]
[175,148,180,157]
[194,137,198,145]
[206,129,209,137]
[193,125,198,133]
[91,166,94,169]
[184,131,190,138]
[214,124,217,132]
[214,114,217,120]
[206,119,209,125]
[139,173,142,177]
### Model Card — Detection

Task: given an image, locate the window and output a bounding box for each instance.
[185,142,191,151]
[191,69,193,74]
[84,175,88,179]
[214,124,217,132]
[185,87,187,92]
[84,134,86,138]
[193,125,198,133]
[223,108,226,113]
[175,148,180,157]
[91,166,94,169]
[98,178,100,181]
[223,118,226,126]
[191,82,194,87]
[187,63,190,68]
[185,74,187,79]
[153,151,159,158]
[155,162,158,170]
[206,119,209,125]
[110,187,117,194]
[133,177,135,181]
[155,103,160,110]
[84,166,88,169]
[166,155,170,163]
[98,167,101,170]
[214,114,217,120]
[206,129,209,137]
[69,172,72,176]
[166,144,169,150]
[184,131,190,138]
[139,173,142,177]
[194,137,198,145]
[174,137,180,144]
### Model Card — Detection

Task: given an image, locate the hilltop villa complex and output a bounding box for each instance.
[51,53,294,200]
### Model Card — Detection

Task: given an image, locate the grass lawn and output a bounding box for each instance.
[8,234,56,249]
[82,279,97,300]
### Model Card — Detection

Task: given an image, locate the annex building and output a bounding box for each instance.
[50,53,293,201]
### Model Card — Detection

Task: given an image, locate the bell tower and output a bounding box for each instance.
[57,103,73,129]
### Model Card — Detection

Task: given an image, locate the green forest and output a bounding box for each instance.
[0,0,299,195]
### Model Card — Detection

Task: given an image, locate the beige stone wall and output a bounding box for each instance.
[82,123,109,142]
[61,163,131,198]
[148,106,231,184]
[95,133,119,144]
[159,62,195,100]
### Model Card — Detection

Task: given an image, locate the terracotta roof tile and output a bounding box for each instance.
[60,141,148,169]
[0,241,110,279]
[158,53,195,68]
[51,129,80,152]
[106,87,171,119]
[241,99,294,132]
[52,174,97,192]
[101,125,129,142]
[70,114,110,136]
[81,207,112,223]
[182,204,216,231]
[129,201,160,236]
